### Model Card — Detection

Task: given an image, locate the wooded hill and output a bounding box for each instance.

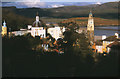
[2,2,119,30]
[2,2,119,19]
[61,17,119,26]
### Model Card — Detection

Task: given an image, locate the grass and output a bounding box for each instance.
[62,17,119,26]
[40,18,67,23]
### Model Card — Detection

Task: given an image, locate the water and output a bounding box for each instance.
[94,29,119,36]
[95,26,119,30]
[94,26,120,36]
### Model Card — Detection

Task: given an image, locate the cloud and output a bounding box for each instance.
[96,2,101,5]
[16,0,41,2]
[50,4,64,8]
[17,0,46,8]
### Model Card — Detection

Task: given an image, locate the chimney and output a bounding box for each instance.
[115,33,119,38]
[102,35,106,40]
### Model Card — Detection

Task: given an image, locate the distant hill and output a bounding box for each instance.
[2,2,119,30]
[2,2,119,19]
[2,2,96,8]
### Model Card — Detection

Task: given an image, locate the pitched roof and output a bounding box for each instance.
[95,40,103,45]
[103,35,120,41]
[107,41,120,48]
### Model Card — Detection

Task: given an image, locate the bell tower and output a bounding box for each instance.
[1,20,7,36]
[87,11,94,31]
[87,11,94,45]
[36,12,39,22]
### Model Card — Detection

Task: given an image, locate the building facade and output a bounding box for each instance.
[95,33,120,53]
[31,13,46,38]
[87,11,94,45]
[87,11,94,31]
[102,33,120,53]
[11,30,30,36]
[48,26,65,40]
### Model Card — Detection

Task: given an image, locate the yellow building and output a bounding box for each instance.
[1,20,7,36]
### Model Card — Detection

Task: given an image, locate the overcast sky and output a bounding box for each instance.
[1,0,119,2]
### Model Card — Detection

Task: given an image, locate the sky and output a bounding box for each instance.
[1,0,119,8]
[1,0,119,2]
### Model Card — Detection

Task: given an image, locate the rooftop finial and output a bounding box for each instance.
[90,9,92,13]
[4,19,6,23]
[3,20,6,27]
[89,9,92,16]
[36,11,39,16]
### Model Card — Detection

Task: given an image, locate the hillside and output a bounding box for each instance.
[49,2,119,19]
[2,2,119,19]
[2,2,119,30]
[62,17,119,26]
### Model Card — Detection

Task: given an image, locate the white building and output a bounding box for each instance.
[102,33,120,53]
[31,13,46,38]
[48,26,65,40]
[8,12,65,39]
[95,33,120,53]
[31,27,46,38]
[11,30,29,36]
[28,25,32,30]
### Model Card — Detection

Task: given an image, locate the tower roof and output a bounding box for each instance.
[89,10,92,15]
[3,20,6,27]
[89,12,92,15]
[32,13,44,27]
[33,21,42,27]
[89,10,93,18]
